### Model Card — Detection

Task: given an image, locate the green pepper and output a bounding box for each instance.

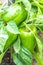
[3,3,27,25]
[4,28,17,51]
[19,26,36,52]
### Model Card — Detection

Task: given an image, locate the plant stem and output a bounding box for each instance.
[10,46,13,60]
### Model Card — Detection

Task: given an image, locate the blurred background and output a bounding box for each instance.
[0,0,5,4]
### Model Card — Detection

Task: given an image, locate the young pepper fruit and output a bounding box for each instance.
[2,3,27,26]
[4,30,17,51]
[19,26,36,52]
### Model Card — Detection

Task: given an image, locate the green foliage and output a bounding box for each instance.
[0,0,43,65]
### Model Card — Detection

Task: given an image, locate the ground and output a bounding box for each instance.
[0,50,15,65]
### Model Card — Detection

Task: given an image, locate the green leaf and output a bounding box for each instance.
[21,0,31,11]
[0,27,8,53]
[6,21,20,34]
[37,26,43,33]
[29,5,38,20]
[35,15,43,24]
[37,7,42,16]
[13,47,32,65]
[13,53,25,65]
[35,35,43,56]
[21,47,32,59]
[19,47,32,64]
[21,0,31,20]
[0,27,8,63]
[13,36,20,53]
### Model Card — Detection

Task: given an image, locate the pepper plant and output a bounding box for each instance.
[0,0,43,65]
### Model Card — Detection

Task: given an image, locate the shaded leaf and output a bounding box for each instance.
[13,36,20,53]
[35,35,43,56]
[13,47,32,65]
[0,27,8,53]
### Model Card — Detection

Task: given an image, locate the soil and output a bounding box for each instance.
[0,50,15,65]
[33,58,38,65]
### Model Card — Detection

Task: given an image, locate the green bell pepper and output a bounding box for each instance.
[4,29,17,51]
[19,26,36,52]
[3,3,27,25]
